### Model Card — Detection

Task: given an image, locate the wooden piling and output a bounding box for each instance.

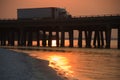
[84,31,88,48]
[18,30,26,46]
[56,31,59,47]
[93,31,97,47]
[37,30,40,47]
[88,30,92,48]
[8,31,15,46]
[96,31,100,48]
[42,30,46,47]
[100,31,104,47]
[61,31,65,47]
[118,27,120,49]
[17,31,21,46]
[48,31,52,47]
[0,31,1,46]
[69,30,73,47]
[27,31,32,46]
[105,27,111,48]
[22,31,26,46]
[1,31,6,46]
[85,30,92,48]
[78,30,82,48]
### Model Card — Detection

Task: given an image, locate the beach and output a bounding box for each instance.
[0,48,64,80]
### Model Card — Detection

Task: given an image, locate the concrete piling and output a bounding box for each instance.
[61,31,65,47]
[78,30,82,48]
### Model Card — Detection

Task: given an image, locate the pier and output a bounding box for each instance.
[0,15,120,49]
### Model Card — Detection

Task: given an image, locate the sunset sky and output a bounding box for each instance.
[0,0,120,19]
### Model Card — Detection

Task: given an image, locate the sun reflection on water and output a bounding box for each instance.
[48,55,74,79]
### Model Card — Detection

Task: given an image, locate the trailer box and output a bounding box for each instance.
[17,7,69,19]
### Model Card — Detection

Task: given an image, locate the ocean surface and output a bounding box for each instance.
[13,40,120,80]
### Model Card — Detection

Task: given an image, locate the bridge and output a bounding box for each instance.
[0,15,120,49]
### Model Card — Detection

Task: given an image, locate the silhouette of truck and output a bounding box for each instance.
[17,7,71,20]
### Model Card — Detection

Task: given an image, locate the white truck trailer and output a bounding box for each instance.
[17,7,70,19]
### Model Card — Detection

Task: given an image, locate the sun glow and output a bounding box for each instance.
[48,55,73,78]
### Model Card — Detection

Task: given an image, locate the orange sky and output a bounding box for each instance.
[0,0,120,19]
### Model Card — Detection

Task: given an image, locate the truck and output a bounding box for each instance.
[17,7,71,20]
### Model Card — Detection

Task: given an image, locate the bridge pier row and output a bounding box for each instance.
[0,31,6,46]
[61,31,65,47]
[78,30,82,48]
[36,30,40,47]
[48,31,52,47]
[42,30,47,47]
[69,30,73,47]
[105,28,111,48]
[56,31,59,47]
[8,31,15,46]
[27,31,33,46]
[118,27,120,49]
[85,30,92,48]
[93,30,104,48]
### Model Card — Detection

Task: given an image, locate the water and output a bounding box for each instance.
[13,40,120,80]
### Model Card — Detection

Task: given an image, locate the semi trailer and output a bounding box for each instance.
[17,7,71,19]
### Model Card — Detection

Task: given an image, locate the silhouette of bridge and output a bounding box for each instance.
[0,15,120,49]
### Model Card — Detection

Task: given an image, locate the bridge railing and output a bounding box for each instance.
[72,14,120,18]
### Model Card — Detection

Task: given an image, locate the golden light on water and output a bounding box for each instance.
[48,55,74,78]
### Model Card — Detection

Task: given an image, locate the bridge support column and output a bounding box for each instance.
[18,31,21,46]
[0,31,2,46]
[61,31,65,47]
[78,30,82,48]
[37,30,40,47]
[100,31,104,48]
[88,30,92,48]
[85,30,92,48]
[85,31,88,48]
[93,31,97,47]
[27,31,32,46]
[48,31,52,47]
[56,31,59,47]
[22,31,26,46]
[42,30,46,47]
[8,31,15,46]
[0,31,1,46]
[96,31,100,48]
[105,28,111,48]
[69,30,73,47]
[1,31,6,46]
[118,27,120,49]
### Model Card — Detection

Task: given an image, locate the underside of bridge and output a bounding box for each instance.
[0,15,120,49]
